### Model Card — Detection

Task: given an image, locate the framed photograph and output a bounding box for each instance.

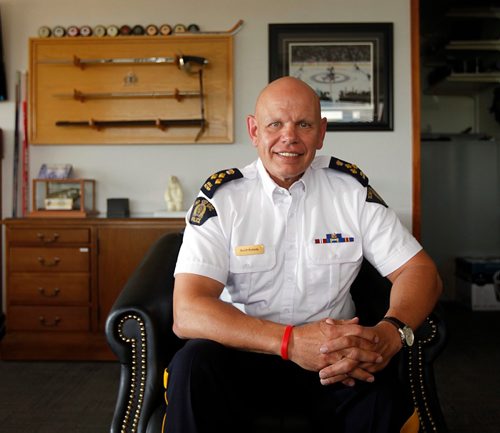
[37,163,73,179]
[269,23,393,131]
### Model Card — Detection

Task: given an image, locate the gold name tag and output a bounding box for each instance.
[235,244,265,256]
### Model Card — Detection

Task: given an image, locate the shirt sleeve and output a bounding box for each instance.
[360,196,422,277]
[174,198,229,285]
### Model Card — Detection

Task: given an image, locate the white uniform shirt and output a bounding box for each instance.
[174,155,422,326]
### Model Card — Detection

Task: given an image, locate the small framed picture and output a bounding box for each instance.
[269,23,394,131]
[37,163,73,179]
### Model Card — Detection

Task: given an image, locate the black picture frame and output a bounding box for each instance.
[269,23,394,131]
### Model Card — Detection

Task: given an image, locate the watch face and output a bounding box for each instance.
[403,326,415,347]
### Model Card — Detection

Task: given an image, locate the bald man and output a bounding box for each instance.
[165,77,442,433]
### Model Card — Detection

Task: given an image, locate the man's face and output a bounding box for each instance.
[247,78,327,189]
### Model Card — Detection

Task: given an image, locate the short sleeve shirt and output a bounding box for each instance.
[174,155,422,326]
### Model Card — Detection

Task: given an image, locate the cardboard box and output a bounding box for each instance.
[455,257,500,285]
[456,278,500,311]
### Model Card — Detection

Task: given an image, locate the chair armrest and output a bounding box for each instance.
[405,307,449,432]
[105,231,185,433]
[351,259,449,432]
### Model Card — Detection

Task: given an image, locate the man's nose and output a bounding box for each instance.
[281,123,298,144]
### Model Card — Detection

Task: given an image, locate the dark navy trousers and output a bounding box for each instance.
[163,339,412,433]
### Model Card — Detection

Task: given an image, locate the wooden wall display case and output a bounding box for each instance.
[1,217,185,360]
[29,34,234,144]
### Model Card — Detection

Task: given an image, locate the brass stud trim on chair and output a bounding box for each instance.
[407,316,439,432]
[117,314,147,433]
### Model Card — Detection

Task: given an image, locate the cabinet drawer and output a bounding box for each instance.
[8,306,90,331]
[10,247,90,272]
[8,228,90,244]
[9,274,90,305]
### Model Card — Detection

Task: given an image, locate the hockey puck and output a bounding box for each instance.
[67,26,80,37]
[131,25,145,36]
[94,25,107,37]
[38,26,51,38]
[107,25,119,37]
[119,25,132,36]
[159,24,172,35]
[52,26,66,37]
[145,24,158,36]
[173,24,187,33]
[80,25,93,37]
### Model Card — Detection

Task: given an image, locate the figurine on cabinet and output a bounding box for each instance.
[164,175,183,211]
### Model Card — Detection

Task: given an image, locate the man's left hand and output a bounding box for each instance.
[317,319,402,386]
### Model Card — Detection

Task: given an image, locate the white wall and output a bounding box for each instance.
[0,0,414,227]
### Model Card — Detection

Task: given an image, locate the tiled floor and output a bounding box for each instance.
[434,302,500,433]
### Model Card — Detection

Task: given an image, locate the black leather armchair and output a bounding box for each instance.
[106,232,448,433]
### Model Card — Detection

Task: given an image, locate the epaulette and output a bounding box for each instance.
[201,168,243,198]
[366,185,388,207]
[328,157,369,187]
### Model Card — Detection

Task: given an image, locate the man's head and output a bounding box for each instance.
[247,76,327,189]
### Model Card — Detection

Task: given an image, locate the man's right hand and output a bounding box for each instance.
[287,318,383,384]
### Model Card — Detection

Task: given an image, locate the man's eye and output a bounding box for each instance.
[269,121,281,128]
[299,121,311,128]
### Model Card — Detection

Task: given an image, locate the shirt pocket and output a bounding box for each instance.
[304,242,362,309]
[227,246,276,304]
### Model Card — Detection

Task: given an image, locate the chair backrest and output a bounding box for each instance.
[350,259,391,326]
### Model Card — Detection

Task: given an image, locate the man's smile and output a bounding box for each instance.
[276,152,301,157]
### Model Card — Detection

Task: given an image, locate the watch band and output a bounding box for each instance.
[381,316,406,329]
[381,316,414,348]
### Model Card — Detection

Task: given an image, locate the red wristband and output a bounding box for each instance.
[280,325,294,360]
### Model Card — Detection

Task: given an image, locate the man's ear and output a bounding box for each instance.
[246,115,258,147]
[317,117,328,150]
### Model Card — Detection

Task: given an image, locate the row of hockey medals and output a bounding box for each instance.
[38,23,200,38]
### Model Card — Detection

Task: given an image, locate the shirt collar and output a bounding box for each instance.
[256,158,307,202]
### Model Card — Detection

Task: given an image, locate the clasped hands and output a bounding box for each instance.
[286,317,401,386]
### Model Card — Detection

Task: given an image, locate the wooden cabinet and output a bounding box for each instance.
[97,223,176,331]
[1,217,185,360]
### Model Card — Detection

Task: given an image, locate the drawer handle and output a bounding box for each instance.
[37,232,60,243]
[37,257,61,267]
[39,316,61,327]
[38,287,61,297]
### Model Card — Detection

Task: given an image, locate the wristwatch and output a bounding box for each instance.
[381,316,415,348]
